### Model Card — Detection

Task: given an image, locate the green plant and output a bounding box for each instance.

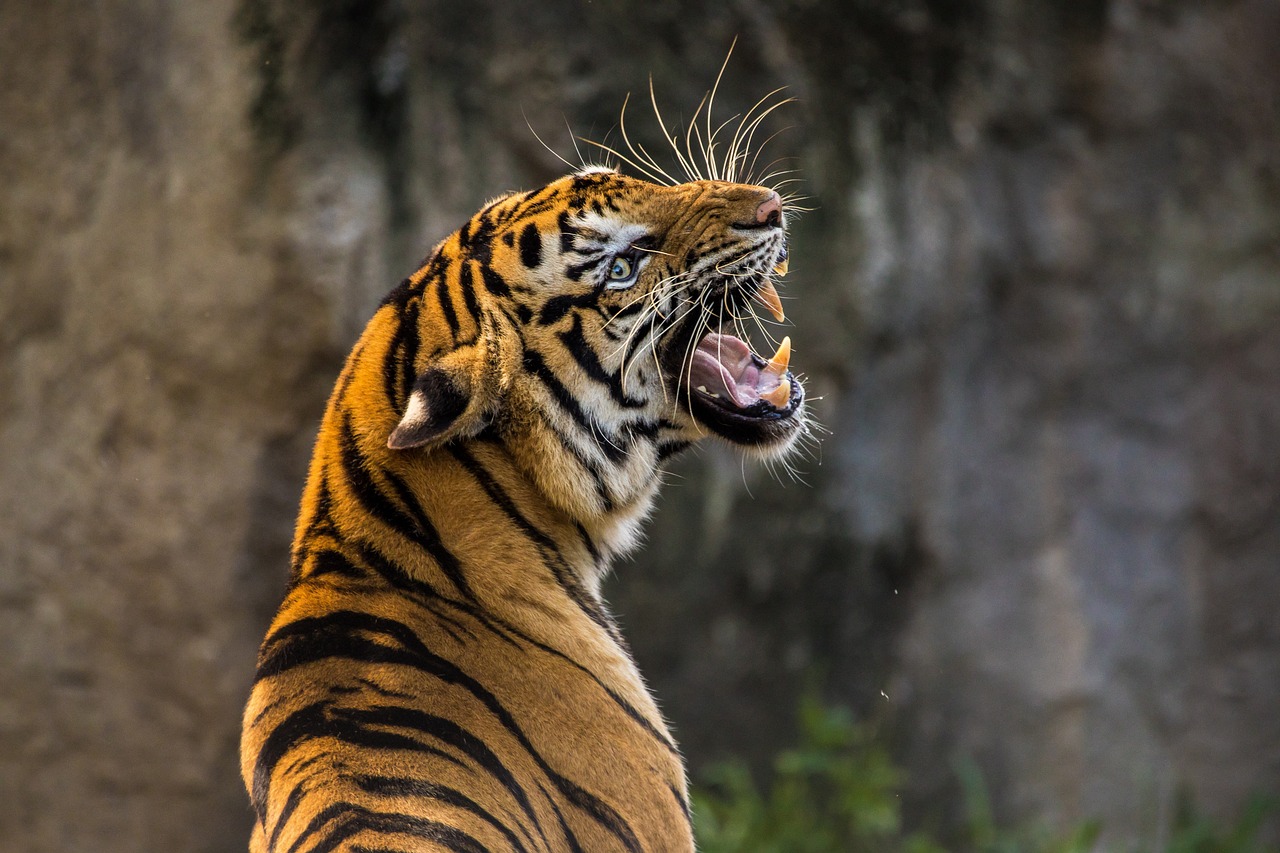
[1137,792,1278,853]
[953,756,1100,853]
[693,695,1278,853]
[692,693,943,853]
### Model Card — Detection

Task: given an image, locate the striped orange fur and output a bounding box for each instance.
[241,169,806,852]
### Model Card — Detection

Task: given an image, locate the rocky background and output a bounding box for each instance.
[2,0,1277,850]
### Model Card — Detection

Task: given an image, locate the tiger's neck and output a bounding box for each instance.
[291,311,666,625]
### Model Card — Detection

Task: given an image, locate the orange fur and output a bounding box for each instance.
[241,171,804,852]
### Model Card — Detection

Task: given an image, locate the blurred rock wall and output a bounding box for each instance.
[1,0,1276,849]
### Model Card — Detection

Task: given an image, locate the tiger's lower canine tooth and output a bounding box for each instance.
[767,336,791,376]
[761,379,791,409]
[756,280,785,322]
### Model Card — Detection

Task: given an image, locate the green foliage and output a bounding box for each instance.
[692,696,1278,853]
[953,757,1101,853]
[1140,793,1279,853]
[692,693,941,853]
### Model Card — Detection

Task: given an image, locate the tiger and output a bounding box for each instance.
[240,162,807,852]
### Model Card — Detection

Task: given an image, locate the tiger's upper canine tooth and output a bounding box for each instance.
[756,280,785,322]
[772,258,789,277]
[761,379,791,409]
[766,336,791,376]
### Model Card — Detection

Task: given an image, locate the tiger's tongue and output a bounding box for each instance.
[689,332,790,409]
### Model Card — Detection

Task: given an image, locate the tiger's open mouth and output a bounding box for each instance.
[678,276,804,446]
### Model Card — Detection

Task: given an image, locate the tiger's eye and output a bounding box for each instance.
[609,256,635,281]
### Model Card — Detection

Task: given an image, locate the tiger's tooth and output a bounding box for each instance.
[761,379,791,409]
[756,280,785,322]
[766,336,791,376]
[772,258,789,277]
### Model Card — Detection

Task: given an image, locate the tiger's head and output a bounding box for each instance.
[382,168,806,544]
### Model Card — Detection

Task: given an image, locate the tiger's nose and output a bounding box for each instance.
[756,192,782,227]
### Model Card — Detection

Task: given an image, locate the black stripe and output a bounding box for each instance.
[336,706,547,848]
[657,439,691,461]
[308,549,366,581]
[257,613,548,838]
[538,290,598,326]
[553,778,642,853]
[510,196,560,223]
[575,523,601,567]
[557,210,576,253]
[536,782,585,853]
[623,310,663,367]
[351,527,669,763]
[294,478,338,576]
[332,338,366,405]
[521,349,626,464]
[337,415,430,547]
[564,255,600,282]
[379,466,477,602]
[518,223,542,269]
[448,446,679,757]
[469,208,499,253]
[447,446,617,641]
[558,315,645,408]
[353,676,414,701]
[252,700,463,834]
[261,610,641,851]
[254,627,544,841]
[459,261,482,335]
[351,540,513,650]
[669,781,693,829]
[346,549,472,647]
[336,414,477,603]
[436,272,460,338]
[269,784,307,849]
[479,263,511,297]
[287,802,489,853]
[399,301,421,409]
[379,276,415,309]
[354,775,531,853]
[612,297,649,326]
[382,310,408,411]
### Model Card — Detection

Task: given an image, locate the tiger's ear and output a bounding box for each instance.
[387,343,506,451]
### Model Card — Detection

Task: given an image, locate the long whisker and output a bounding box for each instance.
[523,109,580,172]
[581,136,671,186]
[564,115,589,170]
[735,99,795,183]
[618,92,680,186]
[726,88,790,182]
[649,78,702,184]
[684,92,712,182]
[704,36,738,181]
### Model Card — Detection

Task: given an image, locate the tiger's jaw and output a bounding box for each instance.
[681,330,805,451]
[660,213,806,456]
[661,312,806,456]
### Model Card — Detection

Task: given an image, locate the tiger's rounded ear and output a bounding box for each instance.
[387,367,473,450]
[388,314,516,451]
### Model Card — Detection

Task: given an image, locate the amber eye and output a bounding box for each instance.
[599,252,640,289]
[607,255,637,285]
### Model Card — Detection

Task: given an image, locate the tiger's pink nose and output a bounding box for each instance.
[756,192,782,227]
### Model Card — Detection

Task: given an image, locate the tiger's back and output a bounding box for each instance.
[242,169,806,852]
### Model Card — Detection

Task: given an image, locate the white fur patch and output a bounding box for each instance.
[570,212,650,255]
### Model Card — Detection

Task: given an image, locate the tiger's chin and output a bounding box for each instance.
[679,330,806,456]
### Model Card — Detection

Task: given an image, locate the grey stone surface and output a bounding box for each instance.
[1,0,1277,849]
